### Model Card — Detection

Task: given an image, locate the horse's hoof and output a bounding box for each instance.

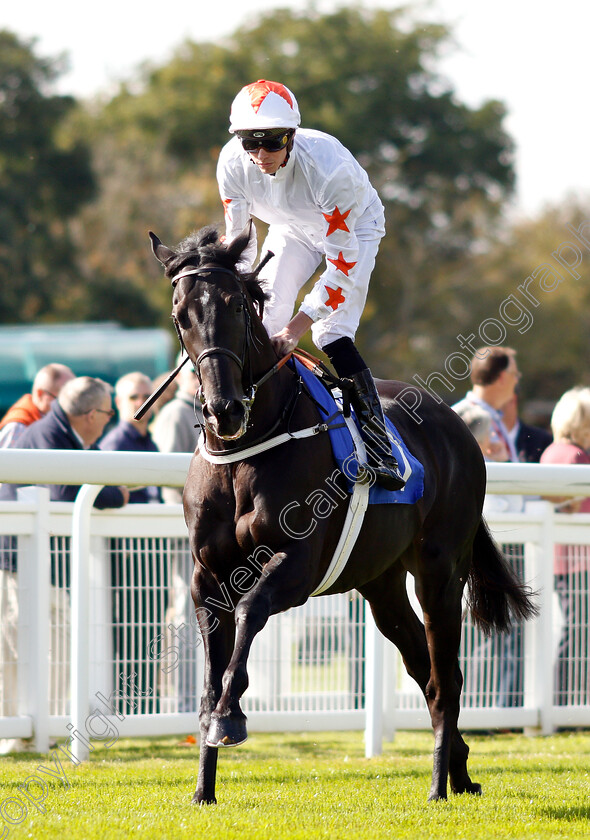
[191,794,217,806]
[206,714,248,748]
[451,779,482,796]
[191,793,217,805]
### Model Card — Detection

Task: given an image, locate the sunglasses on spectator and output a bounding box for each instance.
[239,131,293,153]
[94,408,115,418]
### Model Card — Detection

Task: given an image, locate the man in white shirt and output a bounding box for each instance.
[452,346,521,463]
[217,79,403,490]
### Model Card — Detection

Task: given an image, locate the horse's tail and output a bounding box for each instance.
[466,518,538,635]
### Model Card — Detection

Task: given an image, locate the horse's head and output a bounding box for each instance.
[150,224,268,441]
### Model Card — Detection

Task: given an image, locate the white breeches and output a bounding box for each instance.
[259,209,385,350]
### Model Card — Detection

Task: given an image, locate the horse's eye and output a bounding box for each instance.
[235,303,244,314]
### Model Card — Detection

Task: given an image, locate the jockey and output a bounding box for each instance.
[217,79,404,491]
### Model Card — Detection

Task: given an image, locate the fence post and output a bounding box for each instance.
[382,639,398,742]
[523,500,555,735]
[18,486,51,752]
[70,484,103,762]
[364,607,384,757]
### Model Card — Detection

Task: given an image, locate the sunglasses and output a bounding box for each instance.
[240,131,292,153]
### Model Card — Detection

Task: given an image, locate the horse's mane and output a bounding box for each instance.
[166,226,268,313]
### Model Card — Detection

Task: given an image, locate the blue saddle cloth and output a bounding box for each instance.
[295,360,424,505]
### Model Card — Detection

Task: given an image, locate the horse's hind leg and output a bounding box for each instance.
[360,558,480,800]
[414,543,477,800]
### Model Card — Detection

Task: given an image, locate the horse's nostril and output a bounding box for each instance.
[206,398,242,418]
[203,398,246,440]
[225,399,243,417]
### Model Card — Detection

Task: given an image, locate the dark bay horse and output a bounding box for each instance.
[150,225,536,804]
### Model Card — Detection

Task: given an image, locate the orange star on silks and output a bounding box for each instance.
[323,205,351,236]
[325,286,346,311]
[221,197,232,217]
[327,251,356,276]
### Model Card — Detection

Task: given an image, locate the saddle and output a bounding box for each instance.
[291,350,424,507]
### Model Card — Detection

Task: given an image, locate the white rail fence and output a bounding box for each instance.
[0,453,589,759]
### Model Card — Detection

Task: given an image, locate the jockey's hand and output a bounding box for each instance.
[270,329,299,358]
[270,312,313,358]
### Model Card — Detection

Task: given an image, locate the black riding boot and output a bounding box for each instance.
[349,369,406,491]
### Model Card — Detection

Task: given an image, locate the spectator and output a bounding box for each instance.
[454,402,521,515]
[452,346,521,462]
[151,357,203,504]
[151,359,203,716]
[0,363,75,448]
[149,371,179,417]
[0,377,128,753]
[540,386,590,705]
[453,348,524,709]
[454,403,509,463]
[501,391,553,463]
[0,376,129,506]
[100,372,162,504]
[99,372,166,714]
[456,400,523,712]
[1,366,78,744]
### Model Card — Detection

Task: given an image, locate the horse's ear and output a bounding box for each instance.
[149,231,176,266]
[225,219,253,263]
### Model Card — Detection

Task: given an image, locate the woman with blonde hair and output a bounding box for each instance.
[540,386,590,705]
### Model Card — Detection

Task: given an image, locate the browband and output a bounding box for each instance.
[171,265,238,284]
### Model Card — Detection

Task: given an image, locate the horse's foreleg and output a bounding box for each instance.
[191,572,236,805]
[207,548,308,748]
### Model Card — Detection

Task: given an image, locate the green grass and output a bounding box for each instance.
[1,730,589,839]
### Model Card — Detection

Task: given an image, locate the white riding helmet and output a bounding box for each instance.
[229,80,301,133]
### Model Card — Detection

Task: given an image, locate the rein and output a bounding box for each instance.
[197,352,346,461]
[198,356,303,458]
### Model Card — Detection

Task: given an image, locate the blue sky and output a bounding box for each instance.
[2,0,588,218]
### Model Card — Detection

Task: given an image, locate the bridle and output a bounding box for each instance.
[171,262,292,442]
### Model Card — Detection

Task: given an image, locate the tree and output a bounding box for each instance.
[67,5,514,350]
[0,31,95,322]
[226,7,515,375]
[452,199,590,411]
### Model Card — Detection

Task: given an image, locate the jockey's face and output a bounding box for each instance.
[246,145,288,175]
